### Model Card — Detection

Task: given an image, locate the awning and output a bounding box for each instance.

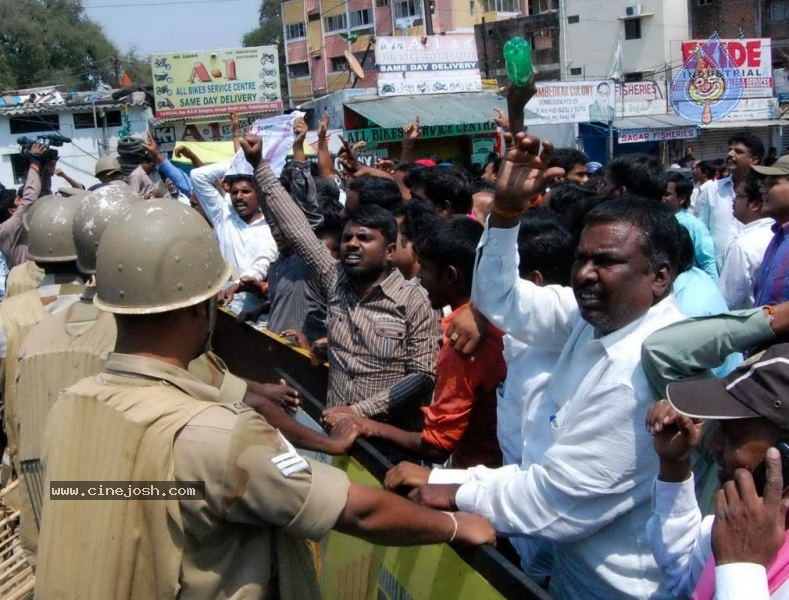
[344,92,505,128]
[612,114,694,131]
[701,119,786,129]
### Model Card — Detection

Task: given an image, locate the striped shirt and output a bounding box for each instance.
[255,164,439,431]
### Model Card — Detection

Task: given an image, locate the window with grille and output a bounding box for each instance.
[394,0,419,18]
[324,13,348,32]
[287,62,310,78]
[285,22,306,40]
[350,8,373,28]
[624,18,641,40]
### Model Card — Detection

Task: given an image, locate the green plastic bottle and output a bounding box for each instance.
[503,37,533,87]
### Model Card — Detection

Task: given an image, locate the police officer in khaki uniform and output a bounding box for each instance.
[13,184,143,562]
[36,199,494,599]
[0,194,86,466]
[4,197,48,298]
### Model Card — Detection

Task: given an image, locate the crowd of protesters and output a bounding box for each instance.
[1,83,789,600]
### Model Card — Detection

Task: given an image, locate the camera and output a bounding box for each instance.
[17,133,71,163]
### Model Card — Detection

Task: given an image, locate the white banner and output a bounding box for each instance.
[524,81,615,125]
[375,35,482,97]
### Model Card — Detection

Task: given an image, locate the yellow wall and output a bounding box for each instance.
[321,0,345,17]
[282,0,305,24]
[307,20,322,51]
[290,78,313,101]
[327,73,348,91]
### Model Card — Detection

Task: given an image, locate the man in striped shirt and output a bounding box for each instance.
[244,135,439,435]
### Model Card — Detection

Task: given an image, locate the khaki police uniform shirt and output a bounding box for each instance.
[104,354,351,599]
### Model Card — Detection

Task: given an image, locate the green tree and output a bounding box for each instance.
[0,0,119,91]
[243,0,289,103]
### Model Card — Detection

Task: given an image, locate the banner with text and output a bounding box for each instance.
[678,38,773,99]
[616,81,667,117]
[619,127,697,144]
[375,35,482,97]
[524,81,615,124]
[150,46,282,119]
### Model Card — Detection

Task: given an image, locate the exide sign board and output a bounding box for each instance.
[679,38,773,99]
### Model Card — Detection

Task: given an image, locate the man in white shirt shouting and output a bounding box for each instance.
[392,132,686,599]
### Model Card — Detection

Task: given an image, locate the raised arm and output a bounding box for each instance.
[316,112,335,178]
[190,161,231,227]
[242,135,337,298]
[143,132,192,197]
[472,132,576,349]
[399,117,421,164]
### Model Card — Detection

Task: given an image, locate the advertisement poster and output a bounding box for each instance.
[150,46,282,119]
[670,33,744,124]
[679,37,773,99]
[375,35,482,97]
[523,80,615,124]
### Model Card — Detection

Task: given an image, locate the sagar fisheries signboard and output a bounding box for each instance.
[150,46,282,119]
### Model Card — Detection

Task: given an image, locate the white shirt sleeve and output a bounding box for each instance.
[454,382,654,542]
[239,237,279,281]
[696,184,713,232]
[427,468,474,485]
[718,242,753,310]
[645,475,711,598]
[190,162,231,227]
[471,222,578,352]
[714,563,770,599]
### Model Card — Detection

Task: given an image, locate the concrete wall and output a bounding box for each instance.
[0,106,150,189]
[563,0,688,80]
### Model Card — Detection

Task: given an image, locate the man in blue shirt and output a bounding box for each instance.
[752,155,789,305]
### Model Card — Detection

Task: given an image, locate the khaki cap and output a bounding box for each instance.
[94,199,231,314]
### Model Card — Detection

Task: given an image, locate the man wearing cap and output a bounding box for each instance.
[0,194,86,475]
[646,345,789,599]
[34,199,495,599]
[752,155,789,306]
[90,155,125,190]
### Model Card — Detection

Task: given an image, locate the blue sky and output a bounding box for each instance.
[84,0,263,57]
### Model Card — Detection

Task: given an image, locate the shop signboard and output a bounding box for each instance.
[344,121,497,144]
[619,127,697,144]
[523,81,616,124]
[616,81,667,117]
[150,46,282,119]
[716,97,778,123]
[375,35,482,97]
[678,38,773,99]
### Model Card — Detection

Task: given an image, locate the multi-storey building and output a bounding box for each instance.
[281,0,533,103]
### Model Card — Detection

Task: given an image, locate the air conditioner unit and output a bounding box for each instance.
[625,4,642,17]
[395,16,417,29]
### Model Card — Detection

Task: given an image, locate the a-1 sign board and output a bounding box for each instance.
[150,46,283,119]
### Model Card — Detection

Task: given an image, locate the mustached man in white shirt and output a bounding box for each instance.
[696,134,765,272]
[646,343,789,600]
[719,174,775,309]
[390,132,686,599]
